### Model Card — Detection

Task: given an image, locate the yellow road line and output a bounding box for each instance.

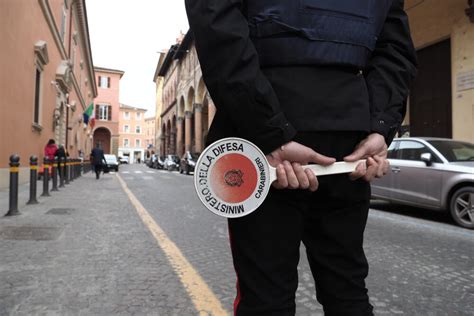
[116,174,228,315]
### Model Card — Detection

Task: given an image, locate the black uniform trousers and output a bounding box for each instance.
[228,131,373,316]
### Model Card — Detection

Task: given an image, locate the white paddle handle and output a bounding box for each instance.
[269,160,366,183]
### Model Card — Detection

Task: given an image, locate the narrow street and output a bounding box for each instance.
[1,164,472,315]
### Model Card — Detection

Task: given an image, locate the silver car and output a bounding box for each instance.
[371,137,474,229]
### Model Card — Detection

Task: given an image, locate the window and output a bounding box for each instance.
[136,125,141,134]
[124,111,130,119]
[136,112,141,120]
[124,139,129,147]
[397,141,428,161]
[97,104,111,121]
[135,139,141,147]
[60,4,67,42]
[33,41,48,128]
[387,141,398,159]
[33,68,42,125]
[124,125,129,133]
[98,76,110,88]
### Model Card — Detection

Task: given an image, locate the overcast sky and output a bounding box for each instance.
[86,0,189,117]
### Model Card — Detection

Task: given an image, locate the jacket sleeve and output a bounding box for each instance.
[365,0,418,145]
[185,0,296,154]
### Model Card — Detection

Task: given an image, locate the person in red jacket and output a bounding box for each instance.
[38,139,57,179]
[44,139,58,161]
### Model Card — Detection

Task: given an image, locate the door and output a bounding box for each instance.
[409,39,452,138]
[390,140,442,207]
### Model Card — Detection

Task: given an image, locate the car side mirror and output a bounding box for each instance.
[420,152,432,166]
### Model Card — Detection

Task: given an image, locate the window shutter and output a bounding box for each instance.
[95,104,99,119]
[98,76,101,87]
[107,77,110,88]
[107,105,112,121]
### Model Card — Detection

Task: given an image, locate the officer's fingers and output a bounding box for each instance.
[373,155,386,178]
[293,163,309,189]
[284,161,299,189]
[305,168,319,192]
[273,164,287,189]
[363,157,378,182]
[349,162,366,181]
[344,143,368,162]
[309,151,336,166]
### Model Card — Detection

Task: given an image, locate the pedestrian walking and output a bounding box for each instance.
[90,144,106,180]
[55,145,66,166]
[185,0,417,315]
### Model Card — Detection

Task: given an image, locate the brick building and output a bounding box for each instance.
[155,32,216,157]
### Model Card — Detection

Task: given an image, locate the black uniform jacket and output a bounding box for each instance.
[90,148,105,166]
[185,0,417,154]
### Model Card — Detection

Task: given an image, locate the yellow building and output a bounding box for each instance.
[405,0,474,142]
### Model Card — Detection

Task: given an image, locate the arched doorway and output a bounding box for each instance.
[93,127,111,153]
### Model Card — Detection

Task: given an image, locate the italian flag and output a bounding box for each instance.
[83,103,95,128]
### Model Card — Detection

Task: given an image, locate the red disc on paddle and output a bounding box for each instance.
[210,153,257,204]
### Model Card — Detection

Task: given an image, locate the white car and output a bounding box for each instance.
[118,156,129,164]
[104,154,119,171]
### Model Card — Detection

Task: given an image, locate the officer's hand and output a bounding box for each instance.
[266,141,336,191]
[343,133,389,182]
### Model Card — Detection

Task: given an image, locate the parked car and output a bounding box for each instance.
[179,152,200,175]
[104,154,119,171]
[163,155,180,171]
[104,154,119,172]
[118,156,129,164]
[146,155,157,168]
[371,137,474,229]
[153,156,165,169]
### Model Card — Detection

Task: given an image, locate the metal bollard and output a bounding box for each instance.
[73,159,77,179]
[51,158,59,191]
[5,155,20,216]
[27,156,39,205]
[41,157,50,197]
[65,158,70,184]
[59,157,65,188]
[69,159,74,182]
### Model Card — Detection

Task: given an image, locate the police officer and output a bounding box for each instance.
[185,0,417,315]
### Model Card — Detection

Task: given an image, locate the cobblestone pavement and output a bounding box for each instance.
[0,170,197,315]
[1,164,473,315]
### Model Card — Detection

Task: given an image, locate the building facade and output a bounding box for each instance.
[118,104,147,163]
[0,0,97,188]
[153,50,166,158]
[144,116,156,158]
[156,32,216,158]
[403,0,473,142]
[92,67,124,155]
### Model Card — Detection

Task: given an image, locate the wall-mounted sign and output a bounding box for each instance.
[456,70,474,92]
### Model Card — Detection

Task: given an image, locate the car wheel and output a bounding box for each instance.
[450,186,474,229]
[179,166,183,174]
[186,166,190,175]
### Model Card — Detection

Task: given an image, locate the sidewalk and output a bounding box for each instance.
[0,172,196,315]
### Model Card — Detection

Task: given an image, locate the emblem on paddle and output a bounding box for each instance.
[194,138,364,218]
